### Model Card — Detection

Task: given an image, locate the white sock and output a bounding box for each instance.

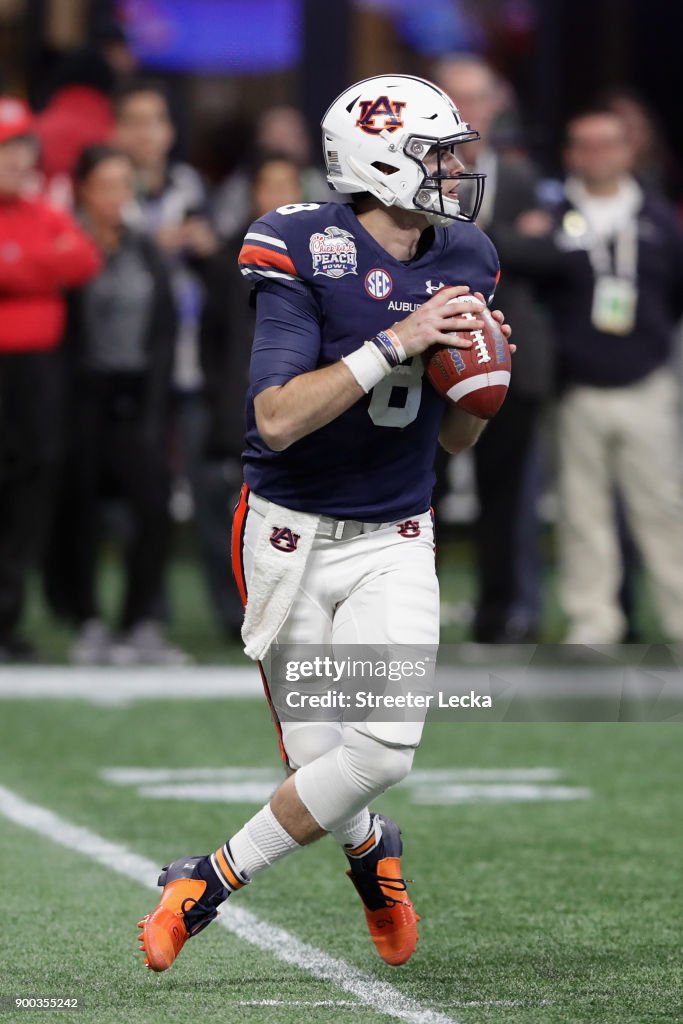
[227,803,300,878]
[332,808,372,850]
[335,811,385,860]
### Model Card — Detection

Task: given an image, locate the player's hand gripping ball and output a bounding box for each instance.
[423,295,512,419]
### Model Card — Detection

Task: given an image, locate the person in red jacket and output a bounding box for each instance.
[0,97,101,660]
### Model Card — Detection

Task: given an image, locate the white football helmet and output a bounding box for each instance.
[321,74,485,225]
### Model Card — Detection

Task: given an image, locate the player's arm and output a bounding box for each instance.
[256,365,365,452]
[250,282,361,451]
[438,406,487,454]
[255,284,487,452]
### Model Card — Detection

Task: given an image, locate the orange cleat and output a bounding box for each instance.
[346,815,420,966]
[137,856,228,972]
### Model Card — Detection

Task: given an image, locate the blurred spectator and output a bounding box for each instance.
[114,81,246,638]
[435,55,553,643]
[50,144,186,665]
[0,98,100,661]
[487,76,528,163]
[94,21,140,86]
[256,106,328,197]
[34,49,116,206]
[211,105,329,239]
[602,90,683,634]
[196,153,305,639]
[250,152,304,215]
[114,81,219,389]
[514,110,683,643]
[601,88,681,201]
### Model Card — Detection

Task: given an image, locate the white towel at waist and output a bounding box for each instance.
[241,497,320,660]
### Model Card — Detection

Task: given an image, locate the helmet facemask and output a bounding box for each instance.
[404,133,486,225]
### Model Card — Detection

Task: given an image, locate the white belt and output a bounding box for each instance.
[247,491,397,541]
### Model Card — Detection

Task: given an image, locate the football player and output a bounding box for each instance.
[138,74,512,972]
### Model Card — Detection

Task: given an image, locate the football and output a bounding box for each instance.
[422,297,511,419]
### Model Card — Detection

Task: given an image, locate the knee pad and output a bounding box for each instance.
[340,725,415,793]
[281,722,344,770]
[294,725,415,832]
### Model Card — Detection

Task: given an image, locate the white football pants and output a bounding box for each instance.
[232,489,439,826]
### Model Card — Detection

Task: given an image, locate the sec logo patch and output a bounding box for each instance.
[364,268,393,300]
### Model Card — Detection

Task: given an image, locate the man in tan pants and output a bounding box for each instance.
[558,368,683,643]
[516,108,683,642]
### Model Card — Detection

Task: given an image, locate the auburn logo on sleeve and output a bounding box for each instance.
[356,96,406,135]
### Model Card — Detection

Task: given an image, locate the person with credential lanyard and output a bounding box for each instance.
[514,108,683,645]
[563,177,640,338]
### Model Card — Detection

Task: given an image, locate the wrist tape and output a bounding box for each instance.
[342,329,408,393]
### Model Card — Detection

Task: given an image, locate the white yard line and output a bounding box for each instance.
[237,999,555,1009]
[101,766,565,785]
[411,784,592,805]
[0,666,261,704]
[447,1001,555,1009]
[238,999,361,1007]
[0,784,460,1024]
[98,766,591,807]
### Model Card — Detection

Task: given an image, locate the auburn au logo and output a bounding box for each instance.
[397,520,421,538]
[270,526,300,553]
[356,96,406,136]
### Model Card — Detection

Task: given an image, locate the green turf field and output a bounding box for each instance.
[0,680,680,1024]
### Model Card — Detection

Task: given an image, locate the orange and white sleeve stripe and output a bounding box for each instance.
[238,231,301,283]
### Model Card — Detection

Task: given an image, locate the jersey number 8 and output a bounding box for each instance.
[368,358,424,428]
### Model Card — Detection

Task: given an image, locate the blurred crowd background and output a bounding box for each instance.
[1,0,682,664]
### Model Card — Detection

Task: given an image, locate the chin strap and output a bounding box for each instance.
[423,211,453,227]
[419,189,463,226]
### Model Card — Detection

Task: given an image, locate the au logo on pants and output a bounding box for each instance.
[269,527,300,553]
[397,520,421,538]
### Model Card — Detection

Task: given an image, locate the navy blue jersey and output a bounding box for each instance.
[238,201,499,521]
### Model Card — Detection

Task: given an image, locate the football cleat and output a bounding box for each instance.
[346,814,420,966]
[137,855,229,972]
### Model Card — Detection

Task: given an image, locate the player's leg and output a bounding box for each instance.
[289,510,439,963]
[227,506,427,868]
[225,501,341,870]
[321,510,439,852]
[557,385,625,643]
[138,508,435,970]
[614,369,683,641]
[138,492,342,970]
[187,489,344,851]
